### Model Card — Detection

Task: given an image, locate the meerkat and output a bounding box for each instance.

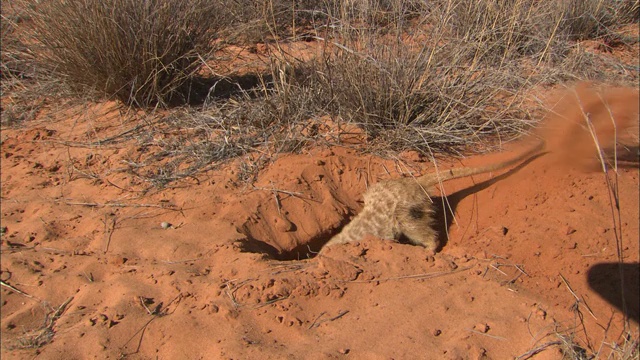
[321,141,545,252]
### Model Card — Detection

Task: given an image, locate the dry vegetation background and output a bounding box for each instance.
[2,0,638,183]
[1,0,639,358]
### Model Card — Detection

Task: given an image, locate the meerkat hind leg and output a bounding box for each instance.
[397,203,438,251]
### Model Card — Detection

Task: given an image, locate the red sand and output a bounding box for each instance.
[1,84,638,359]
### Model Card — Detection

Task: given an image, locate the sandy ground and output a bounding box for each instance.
[1,79,639,359]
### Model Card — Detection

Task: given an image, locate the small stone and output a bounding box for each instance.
[471,347,488,360]
[160,221,172,229]
[109,256,128,265]
[564,226,576,235]
[338,348,350,355]
[432,329,442,336]
[316,160,325,166]
[474,323,489,333]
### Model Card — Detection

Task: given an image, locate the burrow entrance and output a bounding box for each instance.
[236,220,349,261]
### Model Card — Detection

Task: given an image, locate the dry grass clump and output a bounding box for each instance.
[96,81,323,188]
[265,0,540,154]
[613,0,640,23]
[297,39,531,153]
[0,1,75,127]
[264,0,638,154]
[224,0,427,44]
[224,0,327,43]
[521,324,640,360]
[1,3,33,81]
[1,2,41,126]
[438,0,565,63]
[561,0,639,41]
[431,0,638,63]
[28,0,230,107]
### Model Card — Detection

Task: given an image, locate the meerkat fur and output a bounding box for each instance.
[322,141,544,252]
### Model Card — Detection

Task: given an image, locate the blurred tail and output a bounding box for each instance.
[417,140,545,188]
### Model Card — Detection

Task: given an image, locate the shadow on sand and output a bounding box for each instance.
[587,262,639,323]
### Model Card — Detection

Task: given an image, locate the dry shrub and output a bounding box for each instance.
[437,0,565,62]
[1,1,33,81]
[613,0,640,23]
[271,0,639,155]
[0,1,64,126]
[225,0,326,42]
[28,0,230,107]
[427,0,639,64]
[321,0,427,28]
[561,0,639,41]
[264,0,538,154]
[224,0,428,44]
[301,39,528,153]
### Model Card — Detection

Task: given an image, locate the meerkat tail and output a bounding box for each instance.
[417,140,545,188]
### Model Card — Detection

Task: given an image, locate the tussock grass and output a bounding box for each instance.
[1,2,33,81]
[0,2,52,126]
[61,79,323,189]
[115,84,323,188]
[27,0,230,107]
[223,0,328,43]
[267,0,543,154]
[439,0,566,62]
[561,0,639,41]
